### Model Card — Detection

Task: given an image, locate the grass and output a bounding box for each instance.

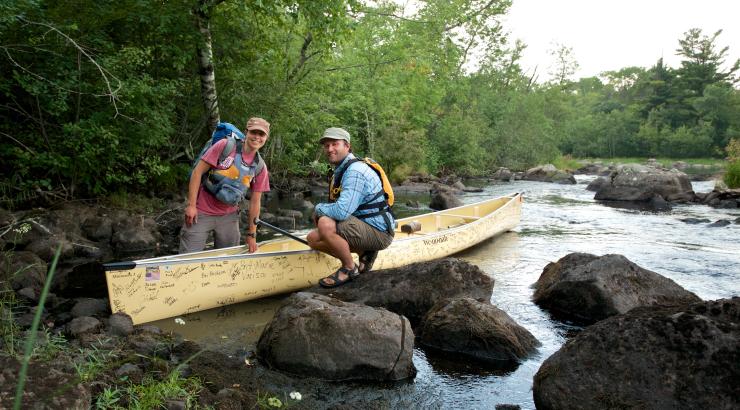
[723,161,740,188]
[14,246,61,410]
[6,244,208,409]
[104,191,168,214]
[551,155,583,171]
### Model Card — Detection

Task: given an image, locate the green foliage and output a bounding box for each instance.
[73,339,119,382]
[123,372,204,410]
[724,161,740,189]
[1,1,738,201]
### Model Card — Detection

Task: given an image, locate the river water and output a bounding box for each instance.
[152,176,740,409]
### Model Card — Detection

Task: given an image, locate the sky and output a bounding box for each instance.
[502,0,740,82]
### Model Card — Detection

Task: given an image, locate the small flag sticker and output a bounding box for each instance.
[145,267,160,282]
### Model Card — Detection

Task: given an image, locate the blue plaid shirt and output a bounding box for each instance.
[315,153,395,233]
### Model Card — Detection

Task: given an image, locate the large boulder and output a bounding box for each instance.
[533,298,740,410]
[418,298,539,367]
[312,258,494,326]
[594,164,695,202]
[491,167,514,181]
[0,250,47,290]
[257,292,416,381]
[522,164,576,184]
[533,253,701,325]
[429,182,463,210]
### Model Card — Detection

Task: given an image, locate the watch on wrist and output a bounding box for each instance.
[246,232,256,238]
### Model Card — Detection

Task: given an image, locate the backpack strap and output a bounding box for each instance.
[218,136,238,166]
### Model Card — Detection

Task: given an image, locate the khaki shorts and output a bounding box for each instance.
[336,216,394,252]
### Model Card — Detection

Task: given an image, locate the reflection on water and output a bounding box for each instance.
[152,177,740,409]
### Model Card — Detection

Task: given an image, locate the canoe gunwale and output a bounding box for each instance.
[102,193,521,271]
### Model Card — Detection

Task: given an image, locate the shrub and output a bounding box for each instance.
[723,161,740,189]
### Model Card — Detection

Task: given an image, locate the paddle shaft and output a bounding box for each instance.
[254,217,309,245]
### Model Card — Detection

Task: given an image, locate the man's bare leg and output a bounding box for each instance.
[307,217,355,285]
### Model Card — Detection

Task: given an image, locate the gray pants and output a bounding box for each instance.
[179,212,240,254]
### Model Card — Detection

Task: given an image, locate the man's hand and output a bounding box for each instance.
[246,235,258,253]
[184,205,198,227]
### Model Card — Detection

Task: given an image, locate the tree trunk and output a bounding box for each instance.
[195,1,220,135]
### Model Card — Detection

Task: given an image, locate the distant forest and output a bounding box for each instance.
[1,0,738,200]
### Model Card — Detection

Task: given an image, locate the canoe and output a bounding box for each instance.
[104,193,523,324]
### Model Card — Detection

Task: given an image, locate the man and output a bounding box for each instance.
[307,127,395,288]
[180,117,271,254]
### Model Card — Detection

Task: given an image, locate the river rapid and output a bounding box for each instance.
[151,176,740,409]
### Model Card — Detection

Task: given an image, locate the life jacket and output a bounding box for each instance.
[191,122,265,206]
[329,157,395,234]
[204,143,264,206]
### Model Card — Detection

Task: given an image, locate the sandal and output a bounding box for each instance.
[358,250,379,274]
[319,265,358,288]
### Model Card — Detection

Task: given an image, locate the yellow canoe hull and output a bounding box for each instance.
[104,193,522,324]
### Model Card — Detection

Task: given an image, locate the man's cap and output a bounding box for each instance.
[246,117,270,134]
[319,127,350,144]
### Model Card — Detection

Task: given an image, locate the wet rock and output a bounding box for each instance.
[0,355,91,408]
[647,193,671,210]
[585,176,608,192]
[111,215,160,257]
[17,286,37,301]
[429,189,462,210]
[25,234,75,262]
[575,163,609,176]
[594,164,695,203]
[115,363,143,383]
[716,199,738,208]
[82,215,113,242]
[405,200,420,208]
[257,292,416,381]
[491,167,514,181]
[68,316,103,337]
[0,250,47,290]
[522,164,576,184]
[418,298,539,367]
[533,253,701,325]
[495,405,521,410]
[71,297,109,318]
[259,212,277,224]
[735,217,740,224]
[278,209,304,219]
[395,181,433,195]
[533,298,740,410]
[127,333,171,358]
[274,216,297,229]
[58,261,109,298]
[108,312,135,336]
[312,258,493,326]
[708,219,732,228]
[680,217,711,224]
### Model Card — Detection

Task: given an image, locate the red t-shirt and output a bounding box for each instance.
[196,139,270,216]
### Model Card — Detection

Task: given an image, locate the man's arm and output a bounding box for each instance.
[314,166,365,222]
[246,191,261,253]
[185,160,210,227]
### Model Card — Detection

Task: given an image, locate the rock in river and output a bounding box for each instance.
[533,298,740,410]
[533,253,701,325]
[257,292,416,381]
[418,298,540,367]
[311,257,493,327]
